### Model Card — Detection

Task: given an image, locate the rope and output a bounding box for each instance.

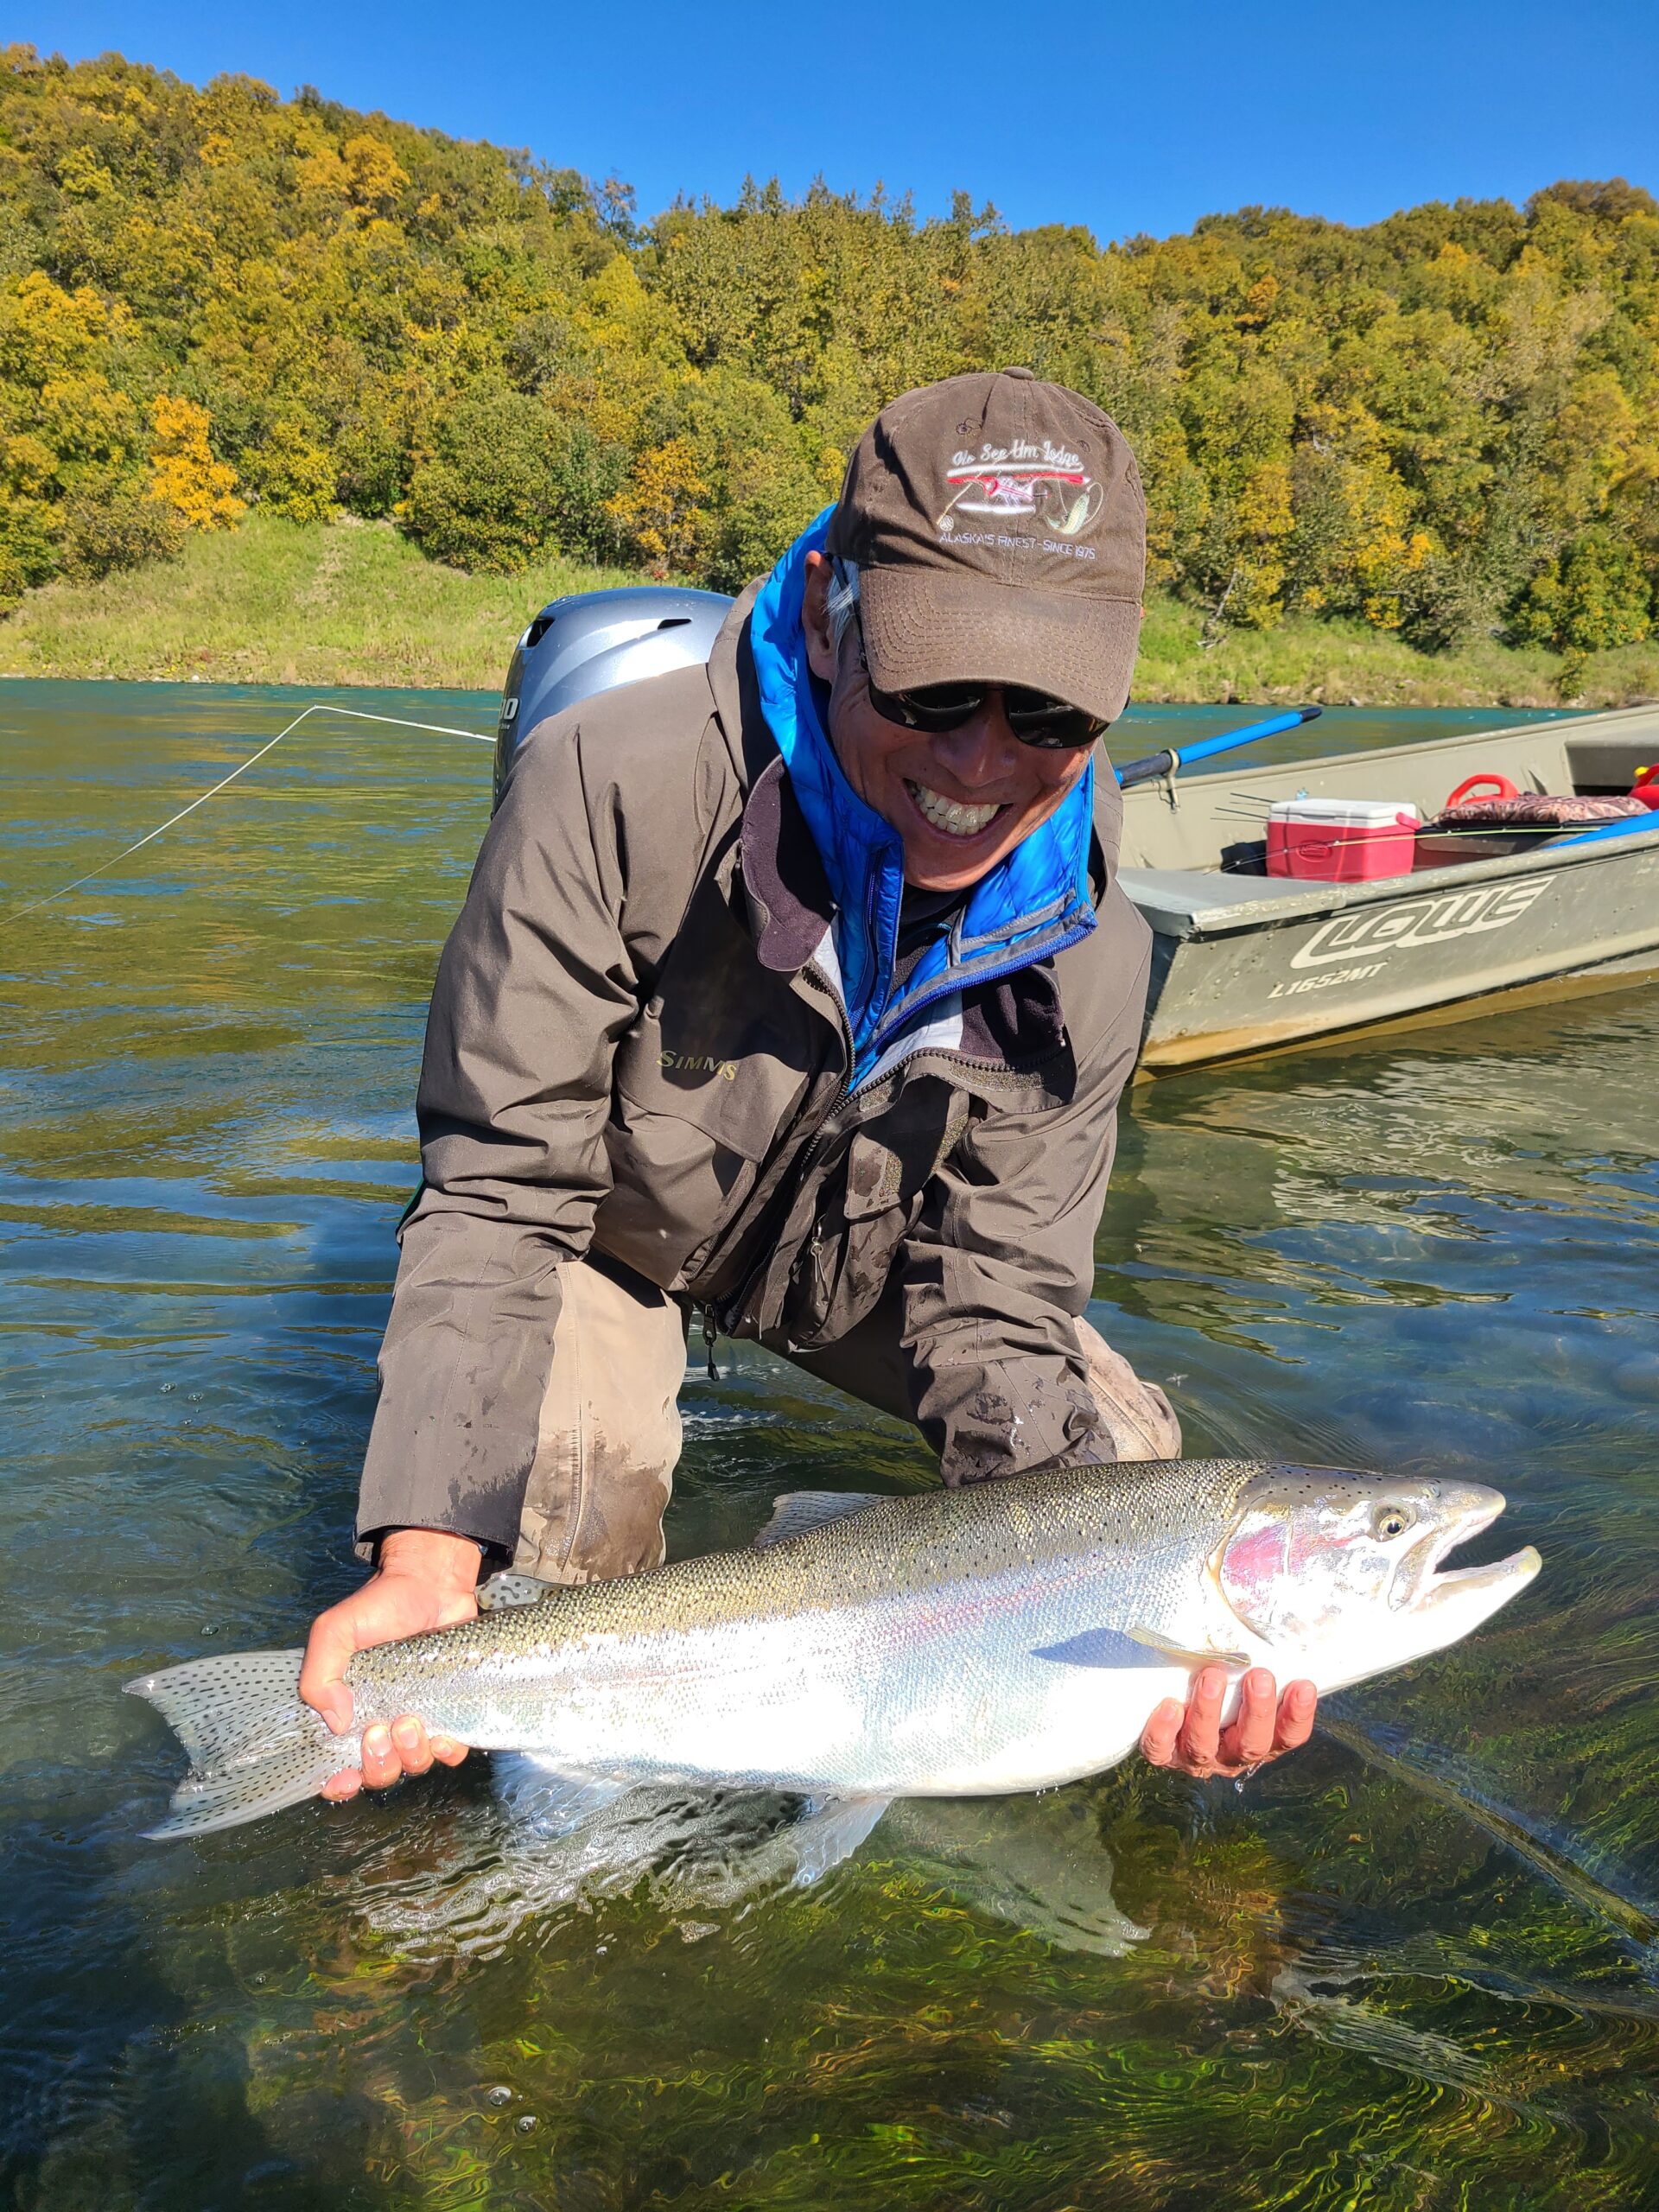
[0,701,496,929]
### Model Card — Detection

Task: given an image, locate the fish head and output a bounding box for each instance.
[1213,1466,1540,1687]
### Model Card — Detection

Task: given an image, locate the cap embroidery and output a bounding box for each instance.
[939,435,1103,538]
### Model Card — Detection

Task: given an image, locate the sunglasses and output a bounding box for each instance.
[852,606,1106,751]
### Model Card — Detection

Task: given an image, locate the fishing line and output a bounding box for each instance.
[0,701,496,929]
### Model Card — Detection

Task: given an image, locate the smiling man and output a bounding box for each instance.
[301,369,1317,1799]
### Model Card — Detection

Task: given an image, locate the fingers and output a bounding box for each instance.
[1140,1696,1185,1767]
[1275,1680,1318,1753]
[1176,1665,1230,1771]
[319,1717,471,1804]
[1219,1669,1281,1770]
[298,1601,358,1736]
[1140,1669,1317,1781]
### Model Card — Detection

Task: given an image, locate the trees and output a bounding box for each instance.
[0,41,1656,679]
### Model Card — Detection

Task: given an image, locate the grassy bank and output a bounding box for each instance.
[4,512,1659,707]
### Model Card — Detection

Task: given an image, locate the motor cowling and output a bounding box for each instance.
[493,586,735,812]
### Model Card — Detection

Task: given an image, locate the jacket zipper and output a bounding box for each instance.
[705,954,855,1347]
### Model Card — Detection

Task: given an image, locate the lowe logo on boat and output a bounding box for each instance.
[1289,878,1553,970]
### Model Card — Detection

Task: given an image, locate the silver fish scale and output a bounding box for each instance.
[341,1459,1272,1795]
[352,1457,1262,1694]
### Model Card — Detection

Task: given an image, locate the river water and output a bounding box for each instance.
[3,682,1656,2209]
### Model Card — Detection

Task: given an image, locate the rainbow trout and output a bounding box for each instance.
[130,1459,1539,1841]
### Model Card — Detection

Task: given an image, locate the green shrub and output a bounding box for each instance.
[404,391,563,572]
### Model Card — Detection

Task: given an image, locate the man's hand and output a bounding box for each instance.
[300,1527,483,1802]
[1141,1667,1316,1781]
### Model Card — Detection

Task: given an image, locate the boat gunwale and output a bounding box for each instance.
[1117,709,1659,941]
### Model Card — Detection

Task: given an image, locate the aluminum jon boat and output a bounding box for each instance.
[1120,705,1659,1071]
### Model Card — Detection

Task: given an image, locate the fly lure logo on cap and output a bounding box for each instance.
[938,434,1103,546]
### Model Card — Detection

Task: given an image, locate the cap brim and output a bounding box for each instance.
[860,567,1141,725]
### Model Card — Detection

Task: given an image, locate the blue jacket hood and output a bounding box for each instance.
[749,508,1097,1085]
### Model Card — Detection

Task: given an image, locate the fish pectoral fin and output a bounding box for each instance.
[753,1491,888,1550]
[477,1570,568,1612]
[1125,1624,1253,1669]
[788,1794,891,1886]
[1032,1628,1185,1670]
[1029,1625,1255,1673]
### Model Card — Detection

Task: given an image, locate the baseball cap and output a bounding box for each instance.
[825,367,1145,724]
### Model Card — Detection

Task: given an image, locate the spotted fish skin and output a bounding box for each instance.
[128,1458,1539,1838]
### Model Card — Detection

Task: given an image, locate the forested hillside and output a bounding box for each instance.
[4,42,1658,686]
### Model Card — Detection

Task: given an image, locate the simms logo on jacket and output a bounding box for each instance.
[659,1048,739,1082]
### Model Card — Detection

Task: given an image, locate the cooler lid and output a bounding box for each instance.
[1267,798,1421,827]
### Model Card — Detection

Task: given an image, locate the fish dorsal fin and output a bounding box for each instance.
[753,1491,887,1550]
[477,1569,567,1611]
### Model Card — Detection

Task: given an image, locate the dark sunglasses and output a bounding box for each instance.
[852,605,1106,751]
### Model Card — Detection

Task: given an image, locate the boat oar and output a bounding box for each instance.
[1115,704,1323,791]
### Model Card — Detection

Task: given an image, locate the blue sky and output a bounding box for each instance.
[24,1,1659,242]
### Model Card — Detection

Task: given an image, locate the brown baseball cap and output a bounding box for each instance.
[825,367,1145,724]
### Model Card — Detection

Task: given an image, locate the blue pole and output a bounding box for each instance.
[1115,704,1322,791]
[1547,811,1659,851]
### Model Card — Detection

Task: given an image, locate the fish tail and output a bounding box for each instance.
[126,1648,356,1839]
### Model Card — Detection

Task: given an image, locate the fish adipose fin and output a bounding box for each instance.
[1032,1626,1251,1670]
[753,1491,888,1550]
[789,1794,891,1885]
[126,1649,353,1839]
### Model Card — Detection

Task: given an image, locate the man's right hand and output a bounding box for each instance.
[299,1527,483,1802]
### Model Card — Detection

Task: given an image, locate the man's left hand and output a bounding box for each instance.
[1141,1666,1316,1780]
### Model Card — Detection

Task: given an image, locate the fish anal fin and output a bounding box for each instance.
[789,1794,890,1885]
[753,1491,887,1550]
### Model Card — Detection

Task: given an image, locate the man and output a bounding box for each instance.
[301,369,1317,1800]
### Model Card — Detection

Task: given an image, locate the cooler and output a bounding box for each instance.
[1266,798,1421,882]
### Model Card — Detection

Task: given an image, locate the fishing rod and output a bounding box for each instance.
[1115,703,1323,791]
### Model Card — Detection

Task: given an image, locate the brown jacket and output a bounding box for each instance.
[357,591,1153,1555]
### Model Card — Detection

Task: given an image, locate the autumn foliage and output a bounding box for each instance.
[3,42,1658,670]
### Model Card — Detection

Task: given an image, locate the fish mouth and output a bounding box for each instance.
[1401,1488,1541,1617]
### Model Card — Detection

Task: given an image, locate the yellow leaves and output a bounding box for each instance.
[2,271,134,374]
[1237,272,1279,329]
[1353,525,1433,629]
[606,436,708,577]
[296,134,408,218]
[342,135,409,213]
[149,396,245,530]
[197,130,236,169]
[1,430,55,499]
[247,417,338,523]
[56,144,116,201]
[1235,460,1293,545]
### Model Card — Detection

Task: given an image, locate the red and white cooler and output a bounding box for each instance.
[1266,798,1421,882]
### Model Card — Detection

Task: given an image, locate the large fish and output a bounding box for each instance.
[129,1459,1539,1845]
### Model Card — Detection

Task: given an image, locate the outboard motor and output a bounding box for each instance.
[493,586,734,811]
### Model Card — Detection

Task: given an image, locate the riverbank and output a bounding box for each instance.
[5,512,1659,706]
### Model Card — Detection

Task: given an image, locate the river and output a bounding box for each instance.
[3,682,1656,2209]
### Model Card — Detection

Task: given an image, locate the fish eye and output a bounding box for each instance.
[1373,1504,1414,1541]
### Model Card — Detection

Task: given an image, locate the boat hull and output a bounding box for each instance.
[1118,706,1659,1071]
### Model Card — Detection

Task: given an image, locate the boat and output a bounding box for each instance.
[1122,706,1659,1071]
[495,590,1659,1075]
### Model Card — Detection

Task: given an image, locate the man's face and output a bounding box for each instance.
[802,554,1095,893]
